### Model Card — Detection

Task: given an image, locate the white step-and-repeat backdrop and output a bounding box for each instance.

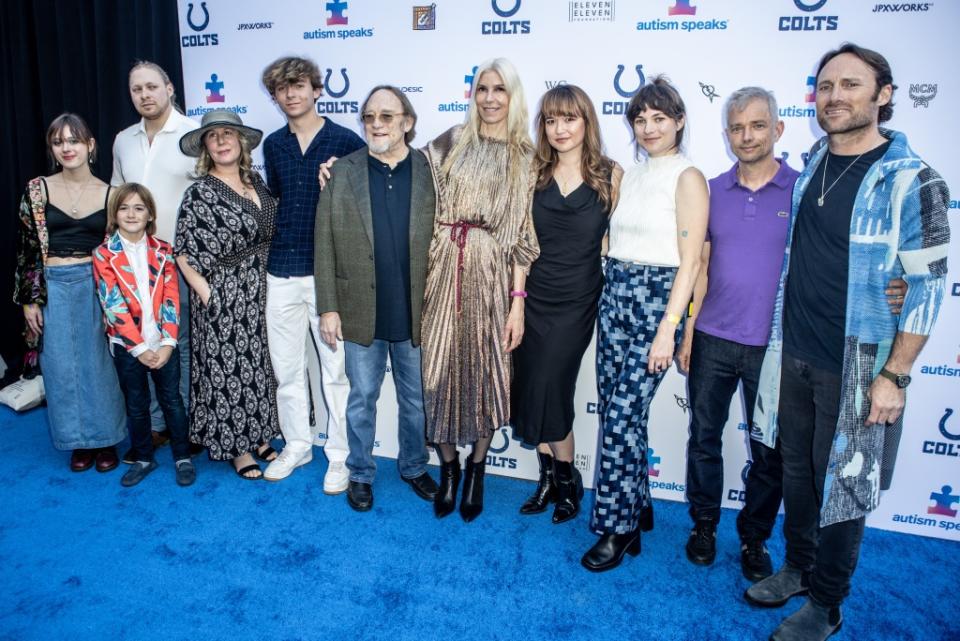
[177,0,959,540]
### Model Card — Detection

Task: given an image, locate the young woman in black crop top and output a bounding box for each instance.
[14,113,126,473]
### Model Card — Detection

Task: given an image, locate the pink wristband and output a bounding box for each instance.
[510,290,528,298]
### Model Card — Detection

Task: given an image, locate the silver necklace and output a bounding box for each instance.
[818,152,865,207]
[62,175,94,215]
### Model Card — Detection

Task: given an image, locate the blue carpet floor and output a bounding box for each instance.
[1,405,956,641]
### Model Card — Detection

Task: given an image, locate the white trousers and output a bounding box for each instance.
[266,274,349,462]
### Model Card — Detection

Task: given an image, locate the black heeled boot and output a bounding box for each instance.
[434,456,461,518]
[520,451,557,514]
[640,502,654,532]
[552,460,583,524]
[580,530,641,572]
[459,456,486,522]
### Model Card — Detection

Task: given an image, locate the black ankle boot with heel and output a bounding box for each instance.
[434,456,461,518]
[520,451,557,514]
[459,456,486,522]
[581,530,641,572]
[552,460,583,524]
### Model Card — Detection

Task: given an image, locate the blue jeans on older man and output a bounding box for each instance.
[343,339,429,484]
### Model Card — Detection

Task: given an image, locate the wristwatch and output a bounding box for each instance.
[879,367,911,389]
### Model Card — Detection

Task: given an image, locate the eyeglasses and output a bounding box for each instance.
[360,112,405,125]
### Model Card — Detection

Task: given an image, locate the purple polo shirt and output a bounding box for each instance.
[696,160,800,346]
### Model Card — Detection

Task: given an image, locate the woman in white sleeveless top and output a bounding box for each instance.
[582,77,709,572]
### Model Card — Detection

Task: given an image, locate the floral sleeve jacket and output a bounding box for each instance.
[13,177,49,306]
[751,129,951,527]
[92,231,180,355]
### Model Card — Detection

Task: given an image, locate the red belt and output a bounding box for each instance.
[439,221,486,314]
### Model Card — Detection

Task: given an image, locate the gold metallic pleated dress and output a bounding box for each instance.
[422,125,539,446]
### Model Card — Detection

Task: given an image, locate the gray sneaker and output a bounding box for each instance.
[745,565,808,608]
[121,460,158,487]
[770,598,842,641]
[175,458,197,487]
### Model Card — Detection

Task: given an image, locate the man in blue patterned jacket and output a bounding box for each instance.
[745,44,951,641]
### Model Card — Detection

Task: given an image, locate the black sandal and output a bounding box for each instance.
[254,444,278,462]
[233,463,263,480]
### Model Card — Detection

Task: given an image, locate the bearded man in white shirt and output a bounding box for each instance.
[111,61,199,459]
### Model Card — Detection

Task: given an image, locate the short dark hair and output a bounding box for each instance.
[360,85,418,144]
[626,75,687,149]
[816,43,896,123]
[46,113,96,168]
[107,183,158,236]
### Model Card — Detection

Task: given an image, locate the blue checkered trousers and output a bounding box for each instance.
[591,259,682,535]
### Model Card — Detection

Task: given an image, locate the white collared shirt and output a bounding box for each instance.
[117,234,175,357]
[111,110,198,244]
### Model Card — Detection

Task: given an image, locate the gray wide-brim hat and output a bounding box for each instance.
[179,109,263,157]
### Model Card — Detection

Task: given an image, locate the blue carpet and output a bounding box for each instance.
[0,405,956,641]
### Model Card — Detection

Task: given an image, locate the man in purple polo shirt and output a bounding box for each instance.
[677,87,796,581]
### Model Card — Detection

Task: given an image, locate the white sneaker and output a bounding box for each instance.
[323,460,350,495]
[263,448,313,481]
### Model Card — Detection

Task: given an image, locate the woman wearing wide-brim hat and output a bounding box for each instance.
[174,109,281,480]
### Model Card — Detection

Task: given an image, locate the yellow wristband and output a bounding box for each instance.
[666,312,682,325]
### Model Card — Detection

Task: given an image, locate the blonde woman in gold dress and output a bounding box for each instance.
[422,58,539,522]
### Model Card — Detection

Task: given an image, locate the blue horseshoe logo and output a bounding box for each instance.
[488,427,510,454]
[794,0,828,11]
[187,2,209,31]
[939,408,959,441]
[324,68,350,99]
[613,64,645,98]
[741,460,752,485]
[492,0,521,18]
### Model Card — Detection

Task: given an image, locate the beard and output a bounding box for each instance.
[367,139,392,154]
[816,104,874,135]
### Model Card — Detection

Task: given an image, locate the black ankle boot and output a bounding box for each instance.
[434,456,461,518]
[459,456,486,522]
[640,502,654,532]
[580,530,641,572]
[520,451,557,514]
[552,460,583,524]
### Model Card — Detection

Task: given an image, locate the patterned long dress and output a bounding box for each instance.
[174,174,280,460]
[422,126,539,446]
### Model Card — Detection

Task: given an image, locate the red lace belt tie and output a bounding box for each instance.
[439,221,486,314]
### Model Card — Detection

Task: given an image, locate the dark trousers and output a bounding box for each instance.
[779,353,865,607]
[113,346,190,462]
[686,330,783,542]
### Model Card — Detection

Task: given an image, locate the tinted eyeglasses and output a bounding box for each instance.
[360,112,405,125]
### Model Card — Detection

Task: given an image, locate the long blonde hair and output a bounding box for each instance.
[441,58,532,191]
[194,131,256,185]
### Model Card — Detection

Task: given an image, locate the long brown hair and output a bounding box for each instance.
[534,85,614,210]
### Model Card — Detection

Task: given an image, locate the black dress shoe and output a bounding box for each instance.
[552,460,583,524]
[685,519,717,566]
[434,457,461,518]
[404,472,439,501]
[346,480,373,512]
[459,457,486,522]
[741,540,774,582]
[581,531,641,572]
[520,451,556,514]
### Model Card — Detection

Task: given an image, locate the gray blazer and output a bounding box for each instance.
[314,146,436,347]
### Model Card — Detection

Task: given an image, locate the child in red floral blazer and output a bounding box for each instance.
[93,183,196,487]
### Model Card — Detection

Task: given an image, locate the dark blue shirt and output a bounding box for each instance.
[263,118,364,277]
[368,151,413,341]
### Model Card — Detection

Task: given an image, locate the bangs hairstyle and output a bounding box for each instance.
[443,57,533,193]
[130,60,183,113]
[626,75,687,150]
[194,129,256,185]
[360,85,418,144]
[46,112,96,168]
[107,183,157,235]
[816,42,896,123]
[534,85,615,210]
[262,56,323,97]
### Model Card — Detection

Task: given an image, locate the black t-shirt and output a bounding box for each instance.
[783,141,890,373]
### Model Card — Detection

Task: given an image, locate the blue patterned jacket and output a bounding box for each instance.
[752,130,951,526]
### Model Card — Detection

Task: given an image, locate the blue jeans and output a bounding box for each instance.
[344,339,429,484]
[686,330,783,542]
[113,347,190,462]
[149,270,190,430]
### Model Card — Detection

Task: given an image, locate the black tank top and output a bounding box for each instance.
[44,179,110,258]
